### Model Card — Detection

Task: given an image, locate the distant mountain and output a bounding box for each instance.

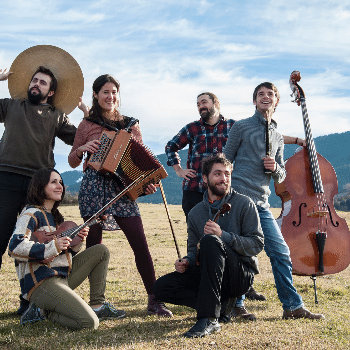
[61,131,350,208]
[61,170,84,194]
[269,131,350,207]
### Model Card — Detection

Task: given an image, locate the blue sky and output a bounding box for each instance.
[1,0,350,173]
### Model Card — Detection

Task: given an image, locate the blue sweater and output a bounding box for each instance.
[224,110,286,208]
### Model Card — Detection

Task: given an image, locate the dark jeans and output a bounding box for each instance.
[154,235,254,319]
[0,171,32,268]
[182,190,204,221]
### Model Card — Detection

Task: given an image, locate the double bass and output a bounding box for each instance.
[276,72,350,285]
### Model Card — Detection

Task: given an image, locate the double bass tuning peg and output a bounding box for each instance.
[290,93,299,104]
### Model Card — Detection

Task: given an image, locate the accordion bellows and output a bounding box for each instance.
[87,130,167,200]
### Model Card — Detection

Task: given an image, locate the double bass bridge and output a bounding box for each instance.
[307,210,328,218]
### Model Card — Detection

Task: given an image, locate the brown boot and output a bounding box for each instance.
[245,286,266,301]
[231,306,256,321]
[282,307,325,320]
[147,295,173,317]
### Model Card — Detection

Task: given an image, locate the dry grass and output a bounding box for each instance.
[0,204,350,349]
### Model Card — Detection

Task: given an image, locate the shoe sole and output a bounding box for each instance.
[184,327,221,338]
[99,313,126,321]
[147,311,173,317]
[20,317,44,325]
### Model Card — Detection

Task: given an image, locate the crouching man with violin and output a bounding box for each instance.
[8,168,125,329]
[153,154,264,338]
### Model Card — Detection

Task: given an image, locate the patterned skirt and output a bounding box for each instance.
[78,168,140,231]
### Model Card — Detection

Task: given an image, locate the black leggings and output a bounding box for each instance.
[84,215,156,294]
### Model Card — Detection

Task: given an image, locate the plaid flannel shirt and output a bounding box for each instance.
[165,115,235,193]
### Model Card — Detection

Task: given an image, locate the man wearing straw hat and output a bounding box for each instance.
[0,45,83,314]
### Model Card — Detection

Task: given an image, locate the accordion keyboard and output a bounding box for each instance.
[89,133,113,163]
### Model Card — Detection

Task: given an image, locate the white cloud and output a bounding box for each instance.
[1,0,350,165]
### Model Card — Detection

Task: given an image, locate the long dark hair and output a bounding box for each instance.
[27,168,65,225]
[86,74,123,126]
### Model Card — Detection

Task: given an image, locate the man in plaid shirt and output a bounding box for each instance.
[165,92,234,220]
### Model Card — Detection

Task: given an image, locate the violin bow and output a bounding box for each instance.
[159,180,182,259]
[66,175,145,238]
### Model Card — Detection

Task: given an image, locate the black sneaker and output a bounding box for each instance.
[20,303,44,325]
[183,318,220,338]
[93,302,126,320]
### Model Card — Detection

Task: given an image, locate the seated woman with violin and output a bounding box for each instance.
[8,168,126,329]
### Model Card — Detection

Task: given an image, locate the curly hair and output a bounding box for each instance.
[202,153,233,178]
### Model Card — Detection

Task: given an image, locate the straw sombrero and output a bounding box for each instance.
[8,45,84,115]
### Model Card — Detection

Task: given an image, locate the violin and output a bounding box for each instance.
[275,71,350,277]
[212,203,232,223]
[196,203,232,265]
[31,219,101,247]
[30,175,144,262]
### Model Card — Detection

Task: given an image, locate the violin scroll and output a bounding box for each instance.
[213,203,232,223]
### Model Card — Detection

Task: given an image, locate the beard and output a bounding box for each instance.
[27,87,49,105]
[200,106,215,122]
[208,179,230,197]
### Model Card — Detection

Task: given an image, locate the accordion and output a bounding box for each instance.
[87,130,167,200]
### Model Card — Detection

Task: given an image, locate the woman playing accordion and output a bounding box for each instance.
[68,74,172,317]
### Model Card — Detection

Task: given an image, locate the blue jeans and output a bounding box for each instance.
[258,206,303,310]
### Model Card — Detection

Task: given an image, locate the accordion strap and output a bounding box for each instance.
[88,116,139,133]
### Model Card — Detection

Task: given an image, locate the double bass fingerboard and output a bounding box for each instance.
[299,97,324,194]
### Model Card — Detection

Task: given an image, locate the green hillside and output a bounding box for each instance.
[62,131,350,209]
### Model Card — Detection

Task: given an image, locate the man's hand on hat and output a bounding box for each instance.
[78,97,90,118]
[0,68,12,81]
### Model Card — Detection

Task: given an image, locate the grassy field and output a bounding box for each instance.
[0,203,350,350]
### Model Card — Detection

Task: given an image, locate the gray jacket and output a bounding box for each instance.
[224,110,286,208]
[185,188,264,274]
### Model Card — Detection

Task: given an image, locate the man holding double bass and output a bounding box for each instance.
[224,82,325,320]
[0,45,83,314]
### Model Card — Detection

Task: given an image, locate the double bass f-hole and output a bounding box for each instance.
[292,202,340,228]
[323,203,339,227]
[292,203,307,227]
